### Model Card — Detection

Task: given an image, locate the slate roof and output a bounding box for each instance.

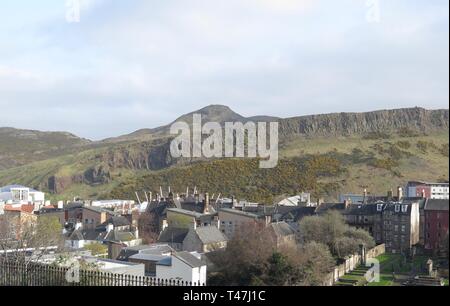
[343,203,382,215]
[0,185,38,193]
[315,203,347,214]
[174,251,204,268]
[219,208,260,219]
[181,201,206,214]
[68,229,107,241]
[158,227,189,244]
[195,226,228,244]
[167,208,204,218]
[83,206,119,216]
[425,199,449,211]
[104,230,137,242]
[270,222,296,238]
[97,216,131,229]
[273,206,316,222]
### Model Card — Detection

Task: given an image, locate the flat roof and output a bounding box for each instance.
[167,208,205,218]
[219,208,260,218]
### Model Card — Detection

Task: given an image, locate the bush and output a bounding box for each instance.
[398,128,420,138]
[370,158,399,170]
[439,143,449,157]
[363,132,391,140]
[396,140,411,150]
[416,140,437,153]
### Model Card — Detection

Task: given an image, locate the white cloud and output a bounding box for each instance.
[0,0,448,139]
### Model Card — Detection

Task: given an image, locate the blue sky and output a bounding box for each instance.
[0,0,448,140]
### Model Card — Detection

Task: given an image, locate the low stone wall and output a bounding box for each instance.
[323,244,386,286]
[366,244,385,259]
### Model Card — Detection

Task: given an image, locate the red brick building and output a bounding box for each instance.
[424,199,449,254]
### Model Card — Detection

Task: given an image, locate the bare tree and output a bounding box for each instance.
[299,210,374,258]
[0,213,64,267]
[208,222,277,285]
[137,211,160,244]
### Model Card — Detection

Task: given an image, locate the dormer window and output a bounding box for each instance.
[377,204,383,212]
[395,205,400,213]
[401,205,408,213]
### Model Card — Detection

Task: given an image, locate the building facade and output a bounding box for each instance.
[406,181,449,200]
[424,199,449,254]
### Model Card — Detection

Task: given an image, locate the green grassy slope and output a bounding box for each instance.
[1,131,446,203]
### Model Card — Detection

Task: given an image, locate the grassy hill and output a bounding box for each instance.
[0,106,448,203]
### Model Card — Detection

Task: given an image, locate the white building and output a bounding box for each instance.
[0,185,45,204]
[119,244,207,285]
[278,193,311,206]
[156,251,207,285]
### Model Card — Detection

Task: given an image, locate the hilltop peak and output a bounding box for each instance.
[173,104,245,124]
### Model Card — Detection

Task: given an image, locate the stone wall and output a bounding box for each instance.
[323,244,386,286]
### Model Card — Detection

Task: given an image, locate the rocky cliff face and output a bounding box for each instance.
[2,106,449,195]
[279,108,449,138]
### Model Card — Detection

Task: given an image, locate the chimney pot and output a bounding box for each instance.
[397,186,403,201]
[203,193,210,214]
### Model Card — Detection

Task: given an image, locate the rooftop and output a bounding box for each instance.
[219,208,260,218]
[425,199,449,211]
[158,227,189,244]
[167,208,205,218]
[0,185,39,193]
[194,226,228,244]
[173,251,204,268]
[3,204,35,214]
[270,222,297,238]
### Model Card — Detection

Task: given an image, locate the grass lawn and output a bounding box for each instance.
[365,254,431,286]
[367,274,395,287]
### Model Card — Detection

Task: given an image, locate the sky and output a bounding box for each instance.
[0,0,448,140]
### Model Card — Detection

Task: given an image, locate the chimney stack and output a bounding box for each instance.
[195,192,200,204]
[363,189,368,204]
[397,186,403,201]
[203,193,210,214]
[387,189,393,200]
[344,200,351,209]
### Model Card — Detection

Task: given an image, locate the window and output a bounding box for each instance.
[401,225,406,232]
[85,219,88,224]
[401,205,408,213]
[377,204,383,212]
[394,225,399,232]
[395,205,400,213]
